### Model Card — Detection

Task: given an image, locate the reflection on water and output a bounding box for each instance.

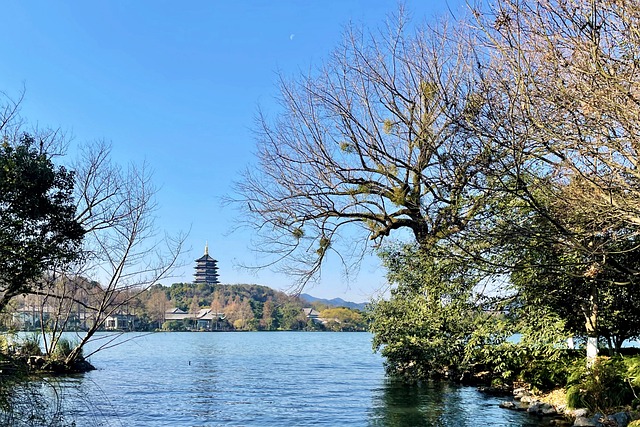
[371,381,449,426]
[370,381,549,427]
[4,332,550,427]
[0,379,68,427]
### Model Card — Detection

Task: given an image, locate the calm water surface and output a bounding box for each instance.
[48,332,549,426]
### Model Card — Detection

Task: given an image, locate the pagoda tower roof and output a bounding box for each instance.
[196,253,217,262]
[196,241,218,262]
[194,242,219,284]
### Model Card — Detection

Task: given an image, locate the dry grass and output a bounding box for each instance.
[536,388,568,410]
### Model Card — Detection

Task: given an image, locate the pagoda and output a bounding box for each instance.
[194,243,219,284]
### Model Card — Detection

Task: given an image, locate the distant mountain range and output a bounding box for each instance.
[300,293,369,311]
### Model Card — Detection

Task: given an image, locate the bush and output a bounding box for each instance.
[52,338,80,360]
[623,355,640,408]
[567,357,634,412]
[519,354,576,392]
[162,320,186,331]
[18,333,42,356]
[465,340,577,392]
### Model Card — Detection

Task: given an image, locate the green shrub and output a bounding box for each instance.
[52,338,80,360]
[623,355,640,407]
[468,342,576,392]
[18,333,42,356]
[567,357,634,412]
[519,355,575,392]
[162,320,186,331]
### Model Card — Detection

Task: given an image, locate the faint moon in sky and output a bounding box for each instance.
[290,34,295,40]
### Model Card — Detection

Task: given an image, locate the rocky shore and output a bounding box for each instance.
[1,354,95,377]
[496,387,639,427]
[26,355,95,373]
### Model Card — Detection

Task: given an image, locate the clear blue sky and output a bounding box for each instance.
[1,1,468,302]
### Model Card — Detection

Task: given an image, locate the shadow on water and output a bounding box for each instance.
[1,373,125,427]
[0,377,71,427]
[369,381,551,427]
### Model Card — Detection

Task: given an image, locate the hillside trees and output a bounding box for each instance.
[319,307,366,331]
[279,301,306,331]
[141,285,170,327]
[226,296,256,330]
[260,298,277,330]
[153,282,312,331]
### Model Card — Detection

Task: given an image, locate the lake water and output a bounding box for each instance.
[32,332,548,426]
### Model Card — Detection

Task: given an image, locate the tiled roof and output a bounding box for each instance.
[195,254,217,262]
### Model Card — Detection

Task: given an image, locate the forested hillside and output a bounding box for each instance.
[132,283,367,332]
[134,283,305,331]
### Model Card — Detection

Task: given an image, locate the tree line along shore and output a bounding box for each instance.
[3,282,367,333]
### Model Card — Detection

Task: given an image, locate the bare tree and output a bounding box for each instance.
[0,91,185,368]
[471,0,640,259]
[234,12,501,287]
[210,290,225,330]
[38,141,186,367]
[0,89,24,139]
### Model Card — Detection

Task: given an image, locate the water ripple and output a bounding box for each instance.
[47,332,552,427]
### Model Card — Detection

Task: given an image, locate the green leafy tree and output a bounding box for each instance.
[279,302,305,331]
[508,222,640,354]
[370,245,482,382]
[0,135,84,311]
[319,307,366,331]
[370,243,573,387]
